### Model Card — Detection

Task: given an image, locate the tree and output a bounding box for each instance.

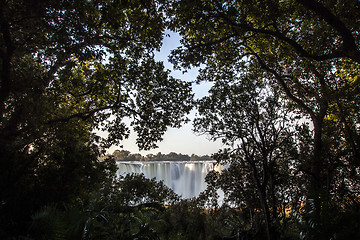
[193,73,302,239]
[167,0,360,222]
[27,172,180,240]
[0,0,193,238]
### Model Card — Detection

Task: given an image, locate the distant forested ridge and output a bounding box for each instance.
[105,150,214,162]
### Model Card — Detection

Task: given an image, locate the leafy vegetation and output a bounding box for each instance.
[0,0,192,238]
[1,0,360,239]
[166,0,360,239]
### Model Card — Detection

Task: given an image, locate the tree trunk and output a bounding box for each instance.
[258,186,273,240]
[309,115,324,220]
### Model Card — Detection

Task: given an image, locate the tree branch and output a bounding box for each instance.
[46,102,139,124]
[296,0,360,63]
[211,4,359,63]
[250,49,315,118]
[186,34,238,51]
[0,1,15,110]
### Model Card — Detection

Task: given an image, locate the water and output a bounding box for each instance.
[116,161,222,199]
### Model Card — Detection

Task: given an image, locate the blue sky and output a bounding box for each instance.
[107,31,223,156]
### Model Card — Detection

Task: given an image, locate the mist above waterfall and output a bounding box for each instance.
[117,161,222,199]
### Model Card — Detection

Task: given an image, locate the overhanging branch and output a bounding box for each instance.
[250,49,315,118]
[296,0,360,63]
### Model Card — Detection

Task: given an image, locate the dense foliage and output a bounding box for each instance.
[1,0,360,239]
[166,0,360,239]
[0,0,193,238]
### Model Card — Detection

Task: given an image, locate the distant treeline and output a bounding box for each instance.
[107,150,214,162]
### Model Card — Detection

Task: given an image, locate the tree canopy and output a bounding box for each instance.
[0,0,193,237]
[166,0,360,238]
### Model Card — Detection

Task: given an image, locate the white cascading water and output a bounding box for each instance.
[116,161,222,199]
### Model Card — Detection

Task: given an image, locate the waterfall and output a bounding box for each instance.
[116,161,222,199]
